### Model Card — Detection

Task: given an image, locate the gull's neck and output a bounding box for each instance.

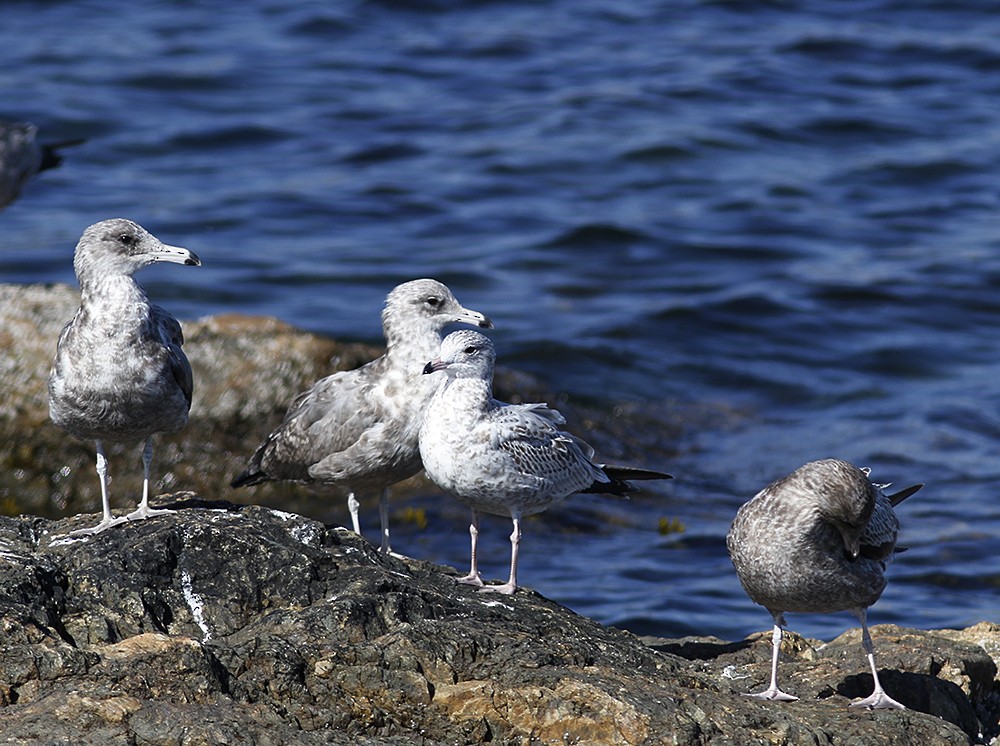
[440,373,494,412]
[79,272,149,308]
[385,318,443,370]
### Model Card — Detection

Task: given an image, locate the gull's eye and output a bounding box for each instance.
[464,345,478,355]
[425,296,442,308]
[118,233,137,246]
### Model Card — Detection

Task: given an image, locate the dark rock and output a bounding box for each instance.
[0,501,992,745]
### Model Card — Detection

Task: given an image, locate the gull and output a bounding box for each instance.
[231,279,492,554]
[48,218,201,535]
[0,120,82,210]
[419,329,672,594]
[726,458,922,709]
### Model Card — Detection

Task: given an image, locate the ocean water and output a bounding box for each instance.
[2,0,999,643]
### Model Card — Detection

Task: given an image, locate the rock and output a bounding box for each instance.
[0,501,993,745]
[0,283,681,524]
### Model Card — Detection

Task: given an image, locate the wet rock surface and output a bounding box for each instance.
[0,500,994,745]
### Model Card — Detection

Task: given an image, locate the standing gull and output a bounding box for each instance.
[231,279,492,554]
[419,329,671,594]
[48,219,201,535]
[0,120,82,210]
[726,458,922,709]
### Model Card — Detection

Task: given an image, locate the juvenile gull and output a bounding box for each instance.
[48,219,201,535]
[0,120,82,210]
[419,329,671,594]
[726,458,922,709]
[231,279,492,554]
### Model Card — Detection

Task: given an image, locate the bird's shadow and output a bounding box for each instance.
[153,492,246,514]
[646,636,754,661]
[835,670,982,739]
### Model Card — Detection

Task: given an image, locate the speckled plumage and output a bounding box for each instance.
[727,458,922,709]
[231,279,492,554]
[48,219,201,535]
[419,330,670,594]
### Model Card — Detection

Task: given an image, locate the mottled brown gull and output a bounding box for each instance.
[0,120,82,210]
[231,279,492,554]
[419,329,672,595]
[48,219,201,536]
[726,458,922,709]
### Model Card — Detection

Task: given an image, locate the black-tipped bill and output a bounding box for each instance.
[153,243,201,267]
[451,308,493,330]
[423,359,447,375]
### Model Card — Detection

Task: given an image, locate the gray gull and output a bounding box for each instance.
[419,329,671,594]
[0,120,82,210]
[231,279,493,554]
[726,457,922,709]
[48,219,201,535]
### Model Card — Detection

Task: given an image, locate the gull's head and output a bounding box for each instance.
[384,278,493,336]
[423,329,496,379]
[798,458,877,560]
[73,218,201,281]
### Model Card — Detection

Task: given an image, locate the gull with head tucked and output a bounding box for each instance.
[419,329,671,595]
[48,218,201,536]
[231,279,492,555]
[727,458,922,709]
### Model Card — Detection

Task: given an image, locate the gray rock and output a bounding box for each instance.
[0,502,991,745]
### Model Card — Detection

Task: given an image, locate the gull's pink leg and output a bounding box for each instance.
[456,509,484,587]
[481,514,521,595]
[744,614,798,702]
[126,436,172,521]
[378,488,392,554]
[849,609,905,710]
[63,440,128,538]
[347,492,361,535]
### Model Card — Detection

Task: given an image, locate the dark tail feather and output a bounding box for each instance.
[230,444,270,489]
[581,465,672,496]
[39,138,85,171]
[230,469,270,489]
[888,483,922,507]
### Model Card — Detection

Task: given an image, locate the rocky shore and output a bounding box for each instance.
[0,502,994,745]
[1,283,998,744]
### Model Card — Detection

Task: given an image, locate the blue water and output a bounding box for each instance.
[2,0,999,643]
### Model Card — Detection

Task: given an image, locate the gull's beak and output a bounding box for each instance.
[151,242,201,267]
[423,358,448,375]
[452,307,493,330]
[837,525,861,560]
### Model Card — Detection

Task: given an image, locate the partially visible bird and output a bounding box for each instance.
[0,120,82,210]
[419,329,671,594]
[231,279,492,555]
[49,219,201,535]
[726,458,922,709]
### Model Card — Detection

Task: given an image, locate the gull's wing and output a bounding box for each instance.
[151,304,193,407]
[484,400,608,490]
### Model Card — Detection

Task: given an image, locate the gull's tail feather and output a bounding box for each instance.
[582,465,673,496]
[230,442,271,488]
[888,483,922,507]
[40,138,85,171]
